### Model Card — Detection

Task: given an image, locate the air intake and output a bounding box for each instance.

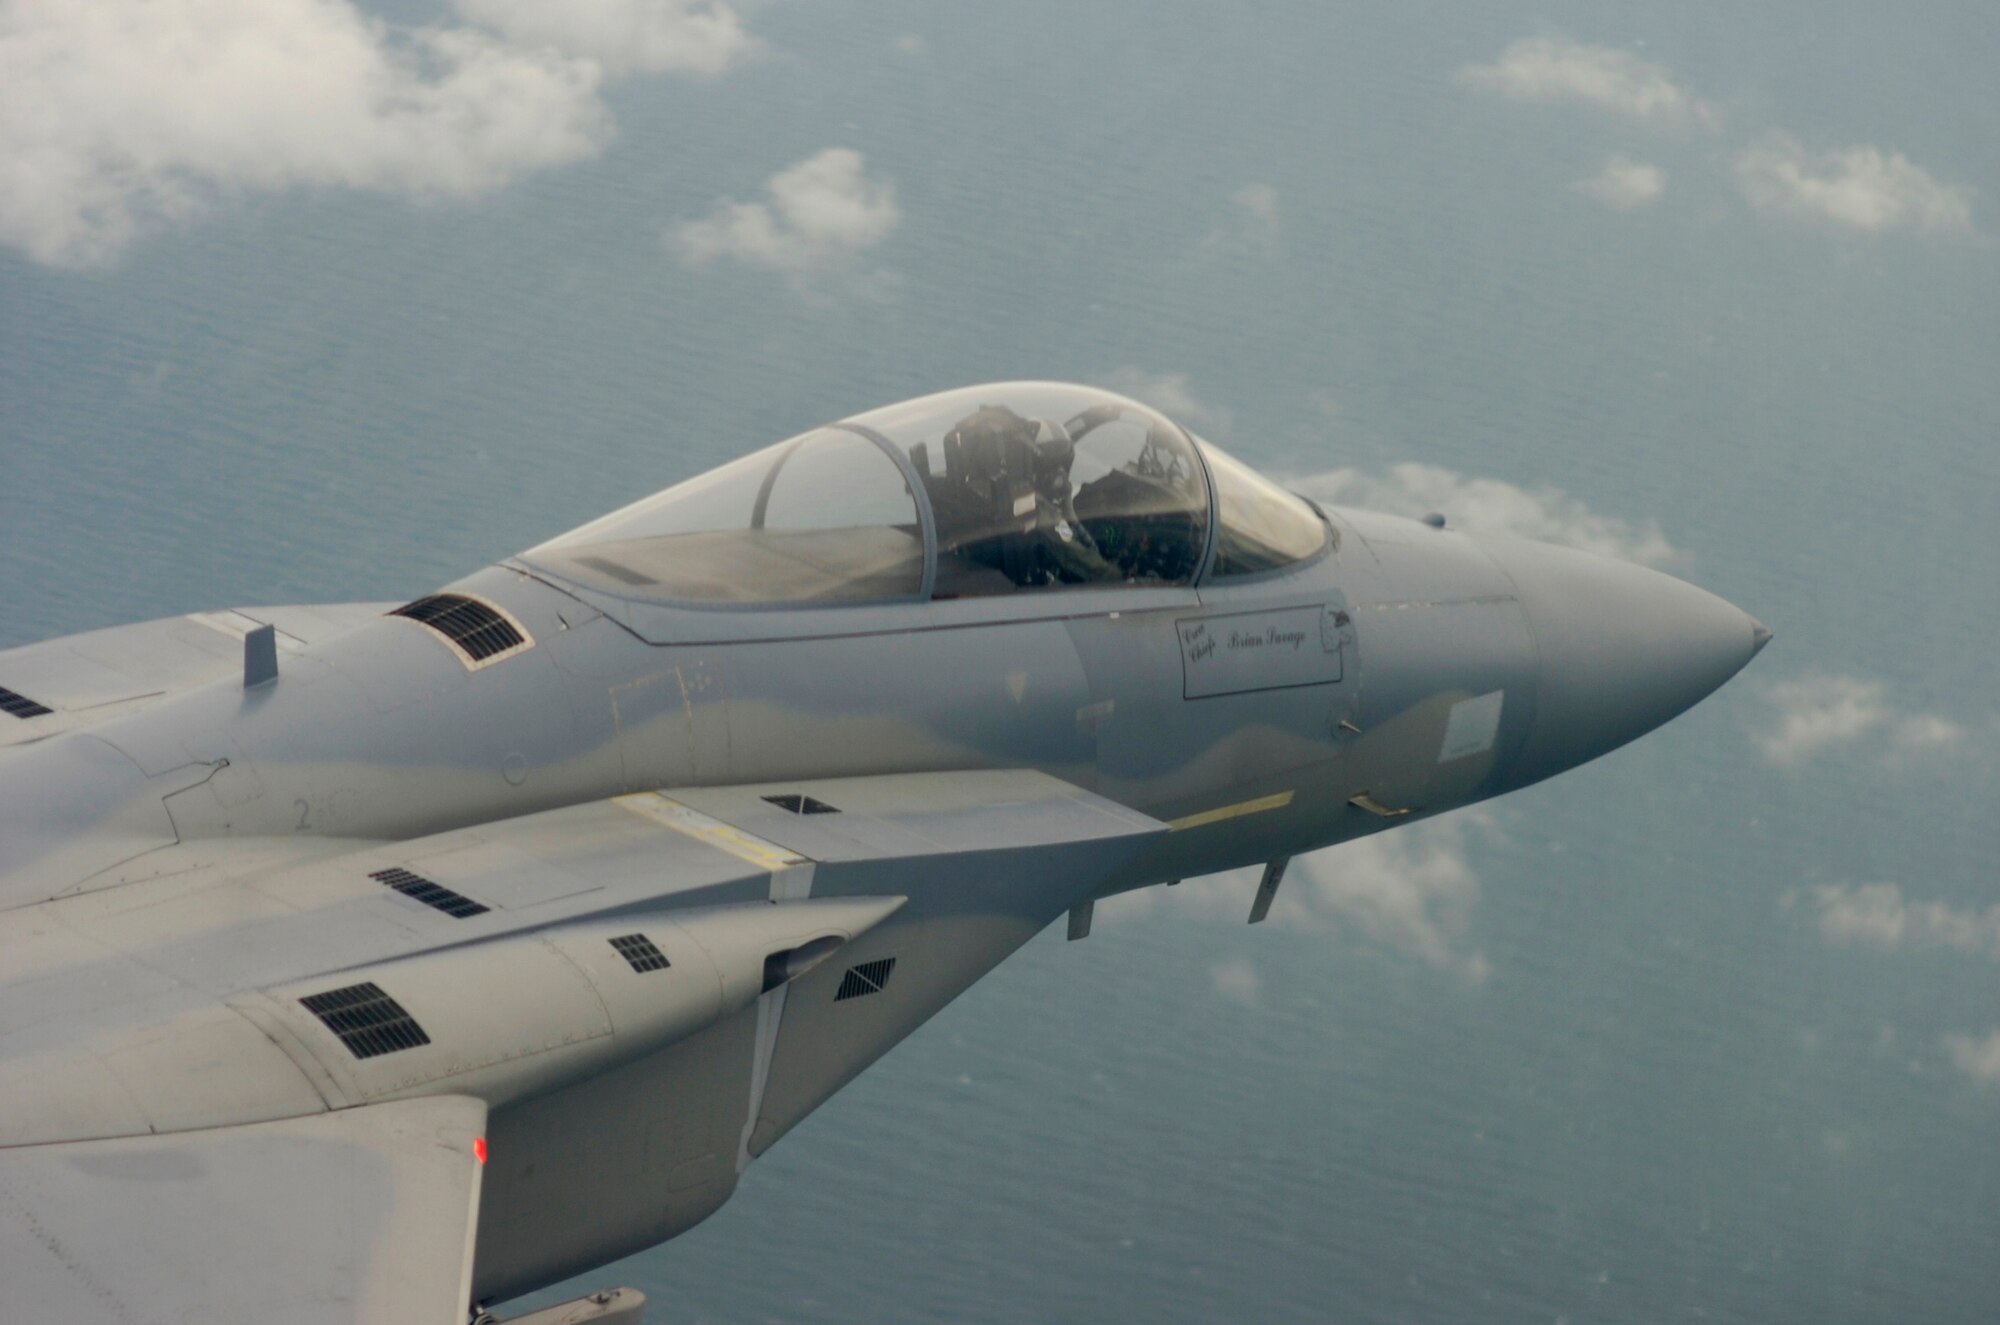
[834,957,896,1002]
[299,982,430,1059]
[372,867,490,919]
[388,593,529,667]
[0,685,53,719]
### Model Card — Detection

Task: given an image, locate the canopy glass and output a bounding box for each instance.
[525,382,1326,605]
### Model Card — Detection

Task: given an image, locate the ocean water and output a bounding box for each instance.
[3,2,1997,1321]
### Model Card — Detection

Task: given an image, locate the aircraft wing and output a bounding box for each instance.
[1,769,1167,1308]
[0,603,390,749]
[0,1094,487,1325]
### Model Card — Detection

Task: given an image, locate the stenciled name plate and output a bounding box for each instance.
[1177,602,1351,698]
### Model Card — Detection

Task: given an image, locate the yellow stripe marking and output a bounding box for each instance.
[615,793,810,871]
[1167,790,1295,832]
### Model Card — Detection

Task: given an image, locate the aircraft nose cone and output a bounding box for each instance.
[1478,534,1769,789]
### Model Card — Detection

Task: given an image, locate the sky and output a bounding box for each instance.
[3,2,1997,1321]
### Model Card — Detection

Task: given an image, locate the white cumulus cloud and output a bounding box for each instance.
[1755,674,1964,767]
[1209,958,1262,1006]
[1236,182,1279,225]
[669,147,900,275]
[1807,884,2000,961]
[1458,36,1715,130]
[1290,464,1678,567]
[1895,713,1967,751]
[1574,154,1666,210]
[1223,181,1281,253]
[1734,133,1974,236]
[0,0,777,268]
[1103,813,1493,982]
[1945,1030,2000,1084]
[1097,368,1232,435]
[1757,675,1884,766]
[1286,817,1492,982]
[454,0,755,77]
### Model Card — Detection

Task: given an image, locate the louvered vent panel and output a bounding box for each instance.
[0,686,54,719]
[609,933,671,973]
[299,982,430,1059]
[834,957,897,1002]
[371,866,490,919]
[389,594,527,662]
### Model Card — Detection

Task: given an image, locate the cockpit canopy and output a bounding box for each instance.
[524,382,1326,606]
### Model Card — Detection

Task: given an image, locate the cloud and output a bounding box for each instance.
[1809,883,1911,949]
[1755,675,1964,767]
[1796,889,2000,1089]
[1290,464,1678,567]
[454,0,756,77]
[1945,1031,2000,1084]
[1463,36,1976,243]
[1756,675,1885,765]
[1895,714,1967,751]
[1098,369,1232,435]
[1216,182,1280,253]
[1209,958,1261,1006]
[669,147,900,276]
[1235,183,1279,225]
[1806,884,2000,960]
[1103,813,1493,982]
[1458,36,1715,130]
[1285,820,1493,982]
[0,0,628,268]
[1734,133,1974,236]
[1574,154,1665,210]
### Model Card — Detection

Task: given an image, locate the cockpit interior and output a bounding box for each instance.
[524,383,1328,606]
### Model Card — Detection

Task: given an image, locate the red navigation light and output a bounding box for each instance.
[473,1136,488,1165]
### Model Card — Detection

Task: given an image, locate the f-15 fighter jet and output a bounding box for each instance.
[0,382,1768,1324]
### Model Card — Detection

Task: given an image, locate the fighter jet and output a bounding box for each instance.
[0,382,1768,1323]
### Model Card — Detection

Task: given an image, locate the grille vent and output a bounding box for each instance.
[371,866,490,919]
[609,933,670,973]
[0,686,53,719]
[764,793,838,815]
[389,594,528,665]
[299,982,430,1059]
[834,957,896,1002]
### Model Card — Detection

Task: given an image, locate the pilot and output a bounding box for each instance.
[939,404,1115,586]
[1024,417,1117,585]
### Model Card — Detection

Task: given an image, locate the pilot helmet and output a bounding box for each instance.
[1029,418,1074,493]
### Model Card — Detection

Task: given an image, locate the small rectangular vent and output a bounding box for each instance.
[609,933,670,973]
[371,866,490,919]
[834,957,896,1002]
[389,594,528,663]
[299,982,430,1059]
[0,686,54,719]
[764,793,838,815]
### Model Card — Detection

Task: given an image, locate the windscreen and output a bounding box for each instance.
[1199,439,1329,577]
